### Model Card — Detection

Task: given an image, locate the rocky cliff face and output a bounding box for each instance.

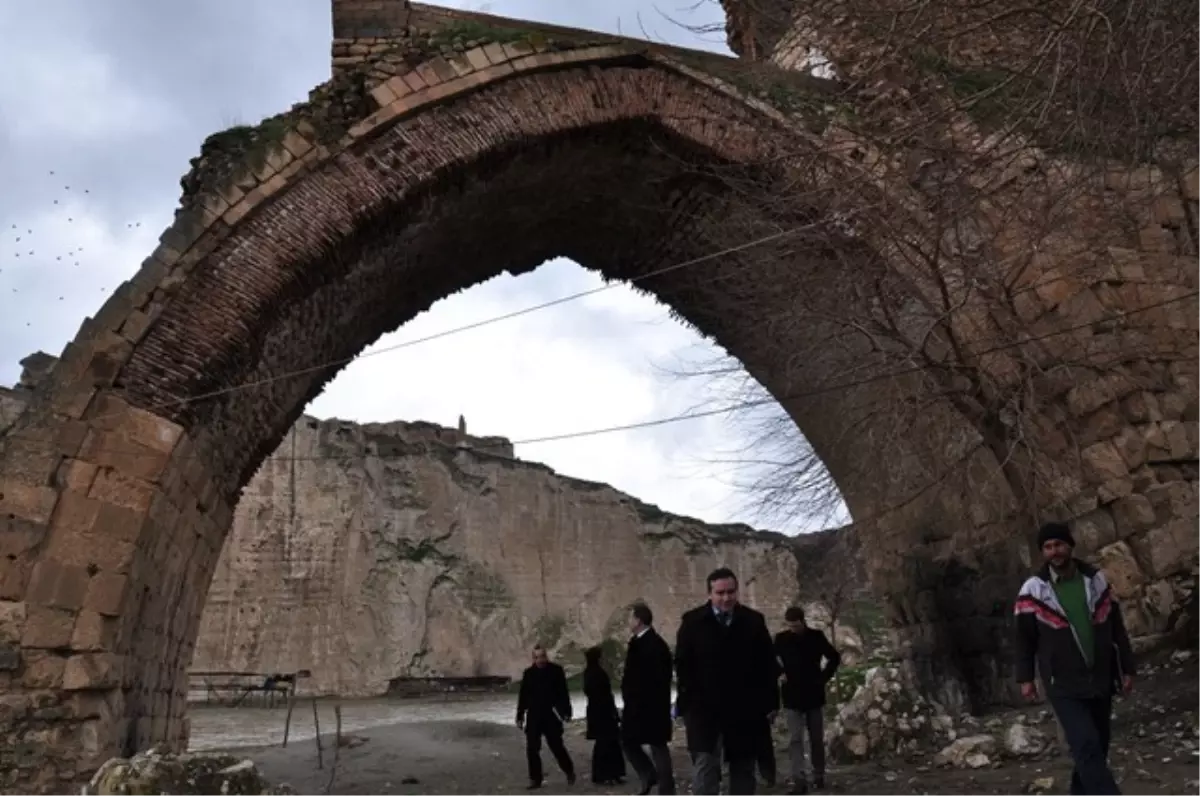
[0,390,23,431]
[0,353,862,699]
[188,415,815,696]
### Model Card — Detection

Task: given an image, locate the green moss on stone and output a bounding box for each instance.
[671,54,838,134]
[395,18,616,70]
[179,67,373,207]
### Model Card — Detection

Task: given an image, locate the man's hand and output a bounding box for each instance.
[1121,675,1133,696]
[766,711,778,723]
[516,716,524,730]
[1019,682,1038,702]
[779,673,788,683]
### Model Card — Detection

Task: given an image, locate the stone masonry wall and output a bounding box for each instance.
[753,0,1200,698]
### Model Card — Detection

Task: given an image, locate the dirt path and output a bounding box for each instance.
[233,651,1199,795]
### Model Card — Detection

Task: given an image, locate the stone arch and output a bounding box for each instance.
[0,20,1196,793]
[0,42,900,790]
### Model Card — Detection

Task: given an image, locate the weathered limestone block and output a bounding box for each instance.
[1069,509,1116,555]
[1096,541,1146,598]
[1128,520,1199,580]
[1080,441,1130,485]
[1109,494,1157,538]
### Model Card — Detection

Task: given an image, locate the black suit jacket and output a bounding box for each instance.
[674,602,779,754]
[774,627,841,711]
[517,662,573,733]
[621,627,674,745]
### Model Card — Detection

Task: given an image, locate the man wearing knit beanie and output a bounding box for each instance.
[1013,521,1136,794]
[1036,522,1076,558]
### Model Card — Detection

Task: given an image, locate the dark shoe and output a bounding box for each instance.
[566,771,577,786]
[813,775,825,790]
[637,777,657,795]
[788,781,808,795]
[527,781,544,790]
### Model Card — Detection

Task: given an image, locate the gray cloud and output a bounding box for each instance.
[0,0,727,381]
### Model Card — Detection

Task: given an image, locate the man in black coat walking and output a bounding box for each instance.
[675,567,779,795]
[516,645,577,789]
[774,605,841,794]
[621,602,676,795]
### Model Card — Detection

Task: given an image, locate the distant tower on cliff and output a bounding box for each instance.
[458,414,467,435]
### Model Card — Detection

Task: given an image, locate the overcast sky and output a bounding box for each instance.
[0,0,847,533]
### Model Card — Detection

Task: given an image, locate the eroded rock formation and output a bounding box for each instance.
[191,414,825,696]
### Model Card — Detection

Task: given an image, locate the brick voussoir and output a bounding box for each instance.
[345,44,653,149]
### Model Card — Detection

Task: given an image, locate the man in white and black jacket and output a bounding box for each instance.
[1014,522,1136,795]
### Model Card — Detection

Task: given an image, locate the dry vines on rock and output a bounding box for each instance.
[655,0,1197,543]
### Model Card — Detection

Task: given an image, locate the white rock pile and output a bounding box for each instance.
[83,746,293,795]
[826,664,959,761]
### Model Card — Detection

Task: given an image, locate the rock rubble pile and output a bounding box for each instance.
[83,747,293,795]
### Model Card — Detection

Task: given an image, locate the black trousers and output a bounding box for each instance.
[754,719,776,785]
[526,725,575,784]
[622,736,676,794]
[1050,695,1120,795]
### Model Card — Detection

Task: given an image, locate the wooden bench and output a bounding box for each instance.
[187,670,300,708]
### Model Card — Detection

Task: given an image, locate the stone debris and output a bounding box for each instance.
[83,747,294,795]
[1025,775,1056,794]
[827,664,958,761]
[932,734,997,769]
[1003,720,1051,757]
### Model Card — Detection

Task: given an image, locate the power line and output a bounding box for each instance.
[3,289,1193,461]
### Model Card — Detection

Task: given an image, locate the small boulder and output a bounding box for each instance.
[933,734,996,768]
[1004,722,1050,757]
[84,746,293,795]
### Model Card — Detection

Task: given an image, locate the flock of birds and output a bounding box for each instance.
[2,171,146,328]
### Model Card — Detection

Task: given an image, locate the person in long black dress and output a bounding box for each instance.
[584,645,627,786]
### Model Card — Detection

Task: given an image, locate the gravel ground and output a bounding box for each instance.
[229,649,1199,795]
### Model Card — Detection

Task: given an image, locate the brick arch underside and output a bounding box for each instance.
[0,60,1019,788]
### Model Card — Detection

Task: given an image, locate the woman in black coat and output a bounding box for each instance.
[583,646,627,786]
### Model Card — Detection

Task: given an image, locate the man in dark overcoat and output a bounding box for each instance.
[516,645,577,789]
[775,605,841,793]
[621,602,676,795]
[675,567,779,795]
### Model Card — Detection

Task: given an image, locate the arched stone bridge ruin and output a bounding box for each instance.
[0,1,1196,790]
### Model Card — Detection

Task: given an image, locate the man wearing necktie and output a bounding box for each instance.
[674,567,780,795]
